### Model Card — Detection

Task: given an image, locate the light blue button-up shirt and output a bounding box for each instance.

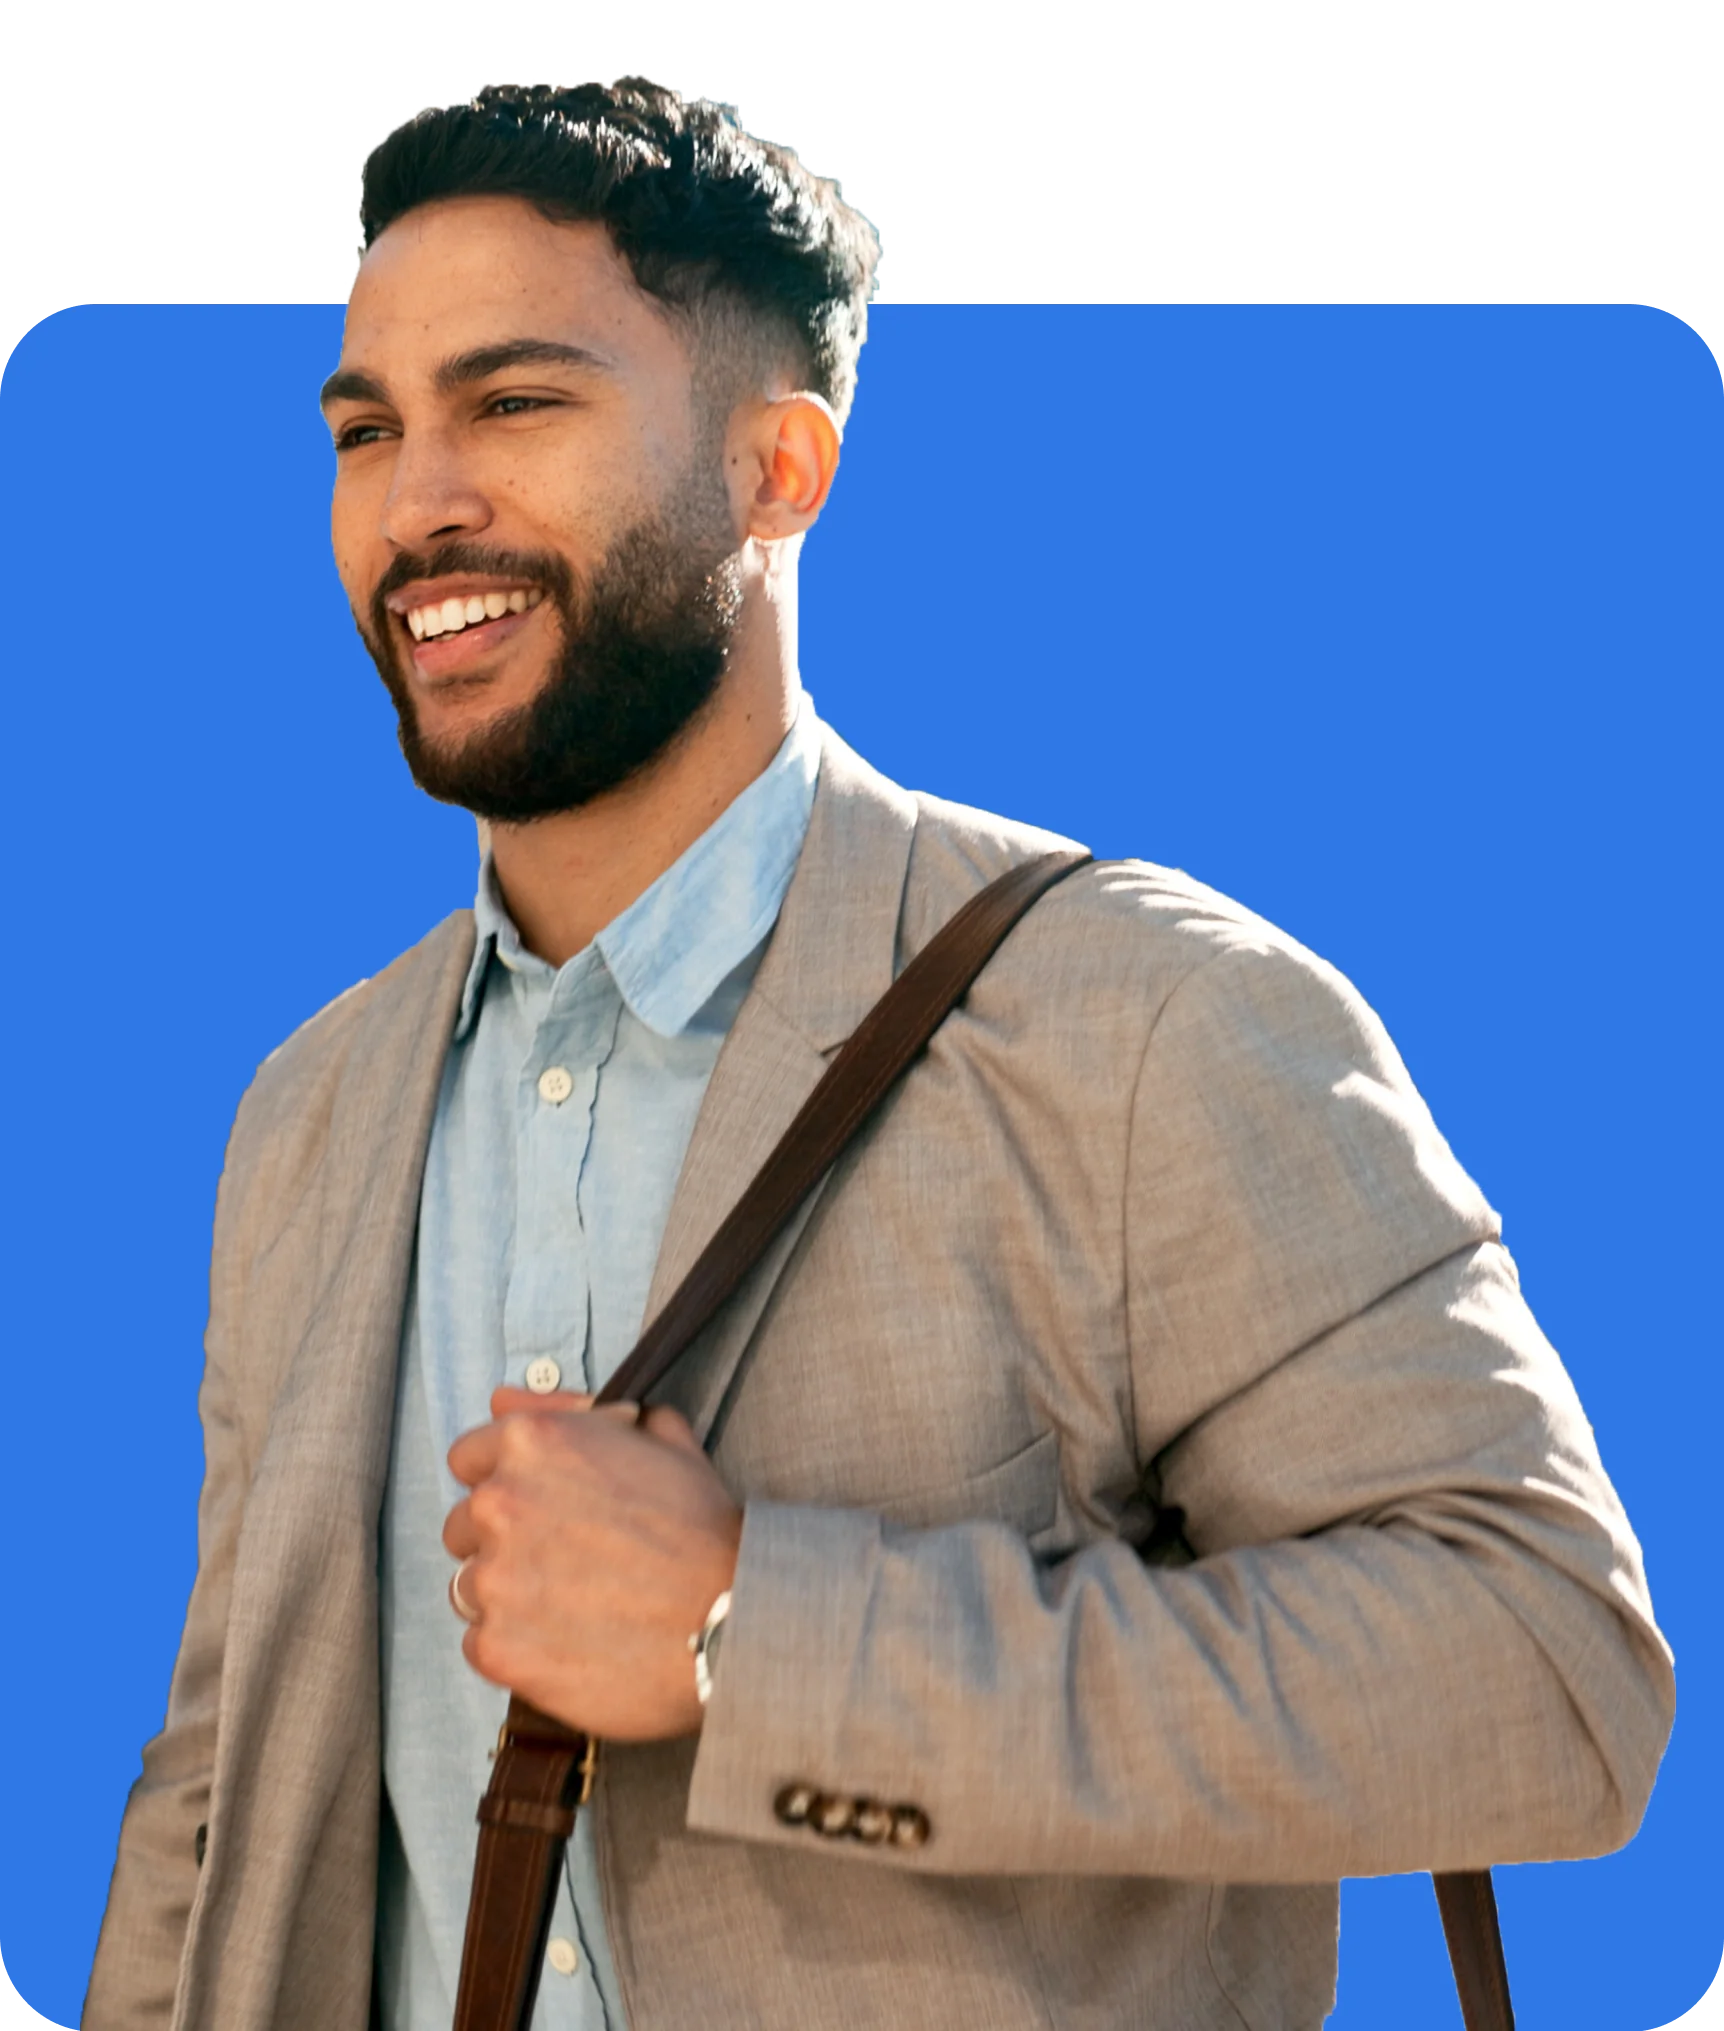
[376,697,823,2031]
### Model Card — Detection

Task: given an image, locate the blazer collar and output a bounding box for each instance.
[640,725,920,1441]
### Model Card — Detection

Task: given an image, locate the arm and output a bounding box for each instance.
[686,932,1674,1877]
[83,1151,251,2028]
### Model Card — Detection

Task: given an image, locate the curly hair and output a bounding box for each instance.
[361,80,881,424]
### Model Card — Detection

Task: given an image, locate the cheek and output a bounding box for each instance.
[330,488,378,608]
[335,511,367,597]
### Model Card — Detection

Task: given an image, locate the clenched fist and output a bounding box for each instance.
[443,1387,743,1741]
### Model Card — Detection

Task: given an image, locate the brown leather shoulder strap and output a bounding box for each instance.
[593,847,1098,1415]
[1434,1868,1516,2029]
[453,849,1095,2031]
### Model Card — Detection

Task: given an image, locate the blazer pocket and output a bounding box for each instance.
[873,1429,1060,1538]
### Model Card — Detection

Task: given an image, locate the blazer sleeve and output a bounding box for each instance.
[685,930,1676,1879]
[83,1143,252,2028]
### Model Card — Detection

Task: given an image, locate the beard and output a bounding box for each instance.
[357,475,744,824]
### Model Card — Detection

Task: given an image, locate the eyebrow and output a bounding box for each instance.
[319,338,616,411]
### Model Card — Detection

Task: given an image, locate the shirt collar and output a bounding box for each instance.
[454,691,823,1042]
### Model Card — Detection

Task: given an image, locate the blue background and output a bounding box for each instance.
[0,303,1718,2026]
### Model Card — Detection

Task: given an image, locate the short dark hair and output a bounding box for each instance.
[360,80,881,424]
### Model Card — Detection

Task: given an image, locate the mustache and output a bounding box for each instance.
[367,541,575,630]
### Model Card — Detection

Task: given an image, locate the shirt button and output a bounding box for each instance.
[524,1357,562,1395]
[538,1066,574,1105]
[546,1936,580,1976]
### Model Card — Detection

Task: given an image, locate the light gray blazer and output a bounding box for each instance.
[86,730,1674,2031]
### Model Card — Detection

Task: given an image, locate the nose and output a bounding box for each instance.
[379,425,493,550]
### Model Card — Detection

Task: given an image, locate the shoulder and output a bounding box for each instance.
[902,792,1476,1212]
[906,787,1357,1045]
[223,910,474,1183]
[904,791,1497,1287]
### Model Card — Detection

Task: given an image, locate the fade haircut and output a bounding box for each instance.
[360,80,881,428]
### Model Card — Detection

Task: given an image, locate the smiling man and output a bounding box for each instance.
[85,79,1673,2031]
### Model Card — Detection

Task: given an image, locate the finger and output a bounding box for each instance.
[640,1404,702,1455]
[443,1495,480,1560]
[447,1419,508,1488]
[487,1387,640,1432]
[490,1385,593,1418]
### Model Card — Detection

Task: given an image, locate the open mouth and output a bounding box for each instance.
[404,586,545,642]
[402,597,540,678]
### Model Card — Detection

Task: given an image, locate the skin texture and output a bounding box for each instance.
[321,195,842,1740]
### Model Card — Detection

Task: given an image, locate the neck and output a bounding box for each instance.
[485,576,799,967]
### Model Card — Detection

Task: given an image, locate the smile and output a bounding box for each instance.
[406,593,544,682]
[406,587,544,641]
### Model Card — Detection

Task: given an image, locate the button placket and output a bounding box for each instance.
[502,969,624,1392]
[504,1078,594,1370]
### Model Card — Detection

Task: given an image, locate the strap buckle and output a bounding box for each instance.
[487,1718,597,1808]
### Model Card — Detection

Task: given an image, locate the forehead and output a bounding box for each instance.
[339,196,690,386]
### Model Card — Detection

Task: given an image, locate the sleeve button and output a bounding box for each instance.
[773,1782,818,1827]
[888,1805,931,1850]
[853,1799,892,1844]
[810,1793,856,1838]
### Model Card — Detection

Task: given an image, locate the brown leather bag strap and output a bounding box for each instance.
[594,846,1098,1414]
[1434,1868,1516,2029]
[450,843,1516,2031]
[453,849,1095,2031]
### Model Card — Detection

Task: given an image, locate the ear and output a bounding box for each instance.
[737,394,841,541]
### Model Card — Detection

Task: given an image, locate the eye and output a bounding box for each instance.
[485,394,558,418]
[333,421,394,451]
[328,391,552,448]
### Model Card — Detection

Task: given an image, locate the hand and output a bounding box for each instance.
[443,1387,742,1741]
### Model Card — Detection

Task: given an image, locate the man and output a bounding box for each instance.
[86,78,1673,2031]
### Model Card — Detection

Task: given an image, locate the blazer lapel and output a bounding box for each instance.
[642,729,919,1446]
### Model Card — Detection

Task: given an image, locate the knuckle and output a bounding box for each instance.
[468,1480,514,1537]
[500,1413,551,1465]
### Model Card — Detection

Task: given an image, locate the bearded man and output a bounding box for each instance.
[85,79,1674,2031]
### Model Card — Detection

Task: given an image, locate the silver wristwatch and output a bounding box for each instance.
[689,1588,732,1707]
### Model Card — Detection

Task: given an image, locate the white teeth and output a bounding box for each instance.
[405,587,541,641]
